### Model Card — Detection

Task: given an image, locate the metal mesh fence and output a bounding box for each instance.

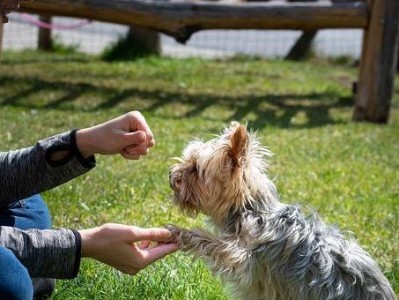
[3,13,363,59]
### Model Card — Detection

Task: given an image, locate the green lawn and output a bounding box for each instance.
[0,51,398,299]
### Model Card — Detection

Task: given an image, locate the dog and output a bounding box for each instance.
[168,122,396,300]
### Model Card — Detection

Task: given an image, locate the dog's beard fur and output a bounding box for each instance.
[169,122,396,300]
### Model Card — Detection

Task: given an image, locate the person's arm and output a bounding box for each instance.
[0,226,81,278]
[0,111,154,206]
[0,111,160,278]
[0,224,178,278]
[0,130,96,206]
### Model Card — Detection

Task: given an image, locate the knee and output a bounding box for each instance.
[11,194,52,230]
[25,194,52,229]
[0,247,33,300]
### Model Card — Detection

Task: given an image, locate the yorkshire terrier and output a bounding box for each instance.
[168,122,396,300]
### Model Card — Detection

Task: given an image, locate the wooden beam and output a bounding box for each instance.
[19,0,368,43]
[353,0,399,123]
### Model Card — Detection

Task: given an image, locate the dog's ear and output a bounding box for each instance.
[228,123,249,168]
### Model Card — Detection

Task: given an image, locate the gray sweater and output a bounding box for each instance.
[0,130,96,278]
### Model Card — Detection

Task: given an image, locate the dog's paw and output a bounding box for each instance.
[164,224,181,243]
[164,224,195,250]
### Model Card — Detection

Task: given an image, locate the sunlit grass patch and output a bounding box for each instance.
[0,51,398,298]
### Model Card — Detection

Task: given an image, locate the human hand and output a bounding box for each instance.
[79,223,178,275]
[76,111,155,160]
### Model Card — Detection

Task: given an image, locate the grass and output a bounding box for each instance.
[0,50,398,299]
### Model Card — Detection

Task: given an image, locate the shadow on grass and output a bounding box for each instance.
[0,75,354,129]
[0,55,93,66]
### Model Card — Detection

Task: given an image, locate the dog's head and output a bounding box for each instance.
[169,122,277,224]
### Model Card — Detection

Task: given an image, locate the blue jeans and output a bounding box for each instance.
[0,195,52,300]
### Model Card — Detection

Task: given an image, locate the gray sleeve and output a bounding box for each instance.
[0,226,82,279]
[0,130,96,206]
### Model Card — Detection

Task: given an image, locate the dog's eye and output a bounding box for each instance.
[191,165,197,174]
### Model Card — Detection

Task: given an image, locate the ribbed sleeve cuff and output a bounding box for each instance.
[71,229,82,278]
[70,129,96,169]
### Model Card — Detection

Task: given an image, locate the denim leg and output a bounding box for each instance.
[0,194,52,230]
[0,246,34,300]
[0,195,54,299]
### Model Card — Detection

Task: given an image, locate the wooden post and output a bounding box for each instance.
[103,25,160,60]
[353,0,399,123]
[397,45,399,72]
[38,15,52,50]
[130,26,159,54]
[285,30,318,61]
[0,21,3,62]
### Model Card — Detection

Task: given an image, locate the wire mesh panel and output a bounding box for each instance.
[3,13,363,59]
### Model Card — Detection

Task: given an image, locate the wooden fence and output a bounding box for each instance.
[4,0,399,123]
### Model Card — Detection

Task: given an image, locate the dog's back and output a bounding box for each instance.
[237,204,397,300]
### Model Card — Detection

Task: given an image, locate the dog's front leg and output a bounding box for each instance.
[167,225,249,275]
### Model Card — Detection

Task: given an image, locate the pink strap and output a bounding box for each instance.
[19,13,92,30]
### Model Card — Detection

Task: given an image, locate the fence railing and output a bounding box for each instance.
[3,0,399,123]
